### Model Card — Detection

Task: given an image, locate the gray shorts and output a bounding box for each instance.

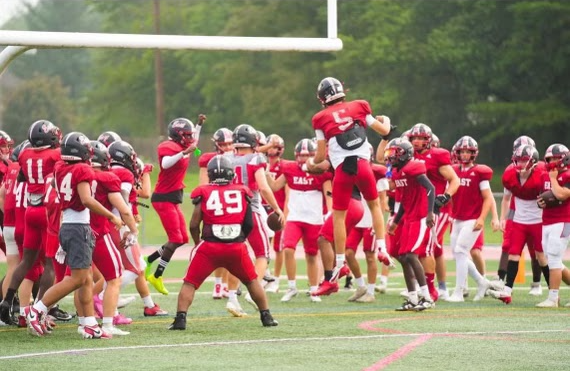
[59,224,95,269]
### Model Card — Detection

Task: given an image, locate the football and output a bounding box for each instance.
[539,190,562,208]
[266,212,282,232]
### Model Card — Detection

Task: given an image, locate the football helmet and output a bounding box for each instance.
[134,157,145,182]
[212,128,234,153]
[256,130,267,146]
[97,131,122,148]
[513,135,535,153]
[168,118,195,149]
[90,140,110,169]
[317,77,345,105]
[10,140,31,162]
[294,138,316,164]
[0,130,14,161]
[61,132,92,163]
[408,123,432,150]
[207,154,235,185]
[544,143,569,171]
[386,139,414,169]
[450,143,458,164]
[431,133,440,148]
[512,144,538,172]
[400,129,411,141]
[266,134,285,158]
[233,124,258,149]
[28,120,62,148]
[108,140,137,172]
[454,136,479,164]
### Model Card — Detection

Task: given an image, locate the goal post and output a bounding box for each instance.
[0,0,342,76]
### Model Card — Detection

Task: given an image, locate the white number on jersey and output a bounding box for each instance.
[58,173,73,202]
[15,182,27,208]
[26,158,45,184]
[205,190,243,216]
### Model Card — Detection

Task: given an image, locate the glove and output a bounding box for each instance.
[434,193,451,208]
[377,250,396,270]
[120,232,138,249]
[381,124,397,141]
[55,245,67,265]
[143,163,154,174]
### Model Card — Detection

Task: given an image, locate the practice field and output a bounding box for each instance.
[1,260,569,371]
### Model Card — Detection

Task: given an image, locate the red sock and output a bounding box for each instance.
[425,273,435,291]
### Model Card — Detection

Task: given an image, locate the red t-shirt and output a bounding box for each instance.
[311,100,372,139]
[2,162,20,226]
[502,165,544,201]
[541,170,570,225]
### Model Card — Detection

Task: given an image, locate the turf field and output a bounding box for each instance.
[1,259,569,371]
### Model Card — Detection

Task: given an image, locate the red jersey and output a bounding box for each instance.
[18,147,61,195]
[311,100,372,139]
[198,152,217,168]
[452,164,493,220]
[54,161,94,212]
[502,165,544,201]
[91,171,122,235]
[2,162,20,226]
[154,140,189,194]
[0,159,10,185]
[266,159,292,210]
[541,170,570,225]
[191,183,253,241]
[44,174,61,234]
[414,147,452,212]
[392,160,428,221]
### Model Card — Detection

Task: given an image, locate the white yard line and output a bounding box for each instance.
[1,329,569,360]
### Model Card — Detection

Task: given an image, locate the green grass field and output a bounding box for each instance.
[1,259,569,371]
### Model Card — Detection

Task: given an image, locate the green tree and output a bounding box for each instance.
[1,74,78,142]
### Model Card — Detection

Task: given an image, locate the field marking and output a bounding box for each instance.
[363,335,433,371]
[1,328,569,361]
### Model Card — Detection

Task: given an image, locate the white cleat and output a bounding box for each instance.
[374,284,387,294]
[529,283,543,296]
[280,288,299,302]
[103,326,130,336]
[445,293,465,303]
[226,300,248,317]
[536,299,559,308]
[117,296,136,309]
[474,281,491,301]
[356,293,375,303]
[264,281,280,294]
[438,289,450,301]
[399,290,410,299]
[488,280,505,291]
[348,286,367,302]
[309,295,322,303]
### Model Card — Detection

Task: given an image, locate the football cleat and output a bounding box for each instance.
[147,274,169,295]
[144,304,169,317]
[536,298,559,308]
[264,281,280,294]
[375,284,387,294]
[244,292,259,311]
[0,300,13,325]
[395,300,418,311]
[113,313,133,325]
[168,313,187,330]
[445,293,465,303]
[356,293,375,303]
[103,326,130,336]
[348,286,367,302]
[212,283,224,300]
[260,311,278,327]
[143,256,153,278]
[117,296,136,309]
[24,305,44,336]
[83,325,112,339]
[309,295,322,303]
[312,281,339,296]
[487,289,512,305]
[226,299,247,317]
[280,288,299,302]
[529,283,543,296]
[48,305,74,322]
[414,298,435,311]
[438,289,450,301]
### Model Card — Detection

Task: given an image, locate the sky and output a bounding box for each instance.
[0,0,40,26]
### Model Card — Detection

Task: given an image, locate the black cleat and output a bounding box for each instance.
[0,300,14,325]
[260,310,278,327]
[48,305,74,322]
[168,313,187,330]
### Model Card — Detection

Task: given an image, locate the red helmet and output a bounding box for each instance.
[409,123,432,151]
[294,139,316,165]
[454,136,478,164]
[512,144,538,172]
[0,130,14,160]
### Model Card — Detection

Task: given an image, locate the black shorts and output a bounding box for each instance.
[59,224,94,269]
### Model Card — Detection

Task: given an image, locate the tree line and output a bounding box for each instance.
[1,0,569,165]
